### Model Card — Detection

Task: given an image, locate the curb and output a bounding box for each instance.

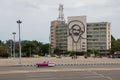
[21,63,120,67]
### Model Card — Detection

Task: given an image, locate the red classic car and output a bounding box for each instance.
[36,61,55,67]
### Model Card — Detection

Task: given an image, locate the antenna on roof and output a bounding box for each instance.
[57,4,65,21]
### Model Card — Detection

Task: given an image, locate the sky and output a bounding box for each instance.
[0,0,120,43]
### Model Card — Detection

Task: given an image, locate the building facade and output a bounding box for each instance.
[67,16,87,52]
[50,4,111,55]
[50,21,67,54]
[50,4,67,54]
[87,22,111,54]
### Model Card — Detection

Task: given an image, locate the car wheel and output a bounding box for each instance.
[37,65,39,67]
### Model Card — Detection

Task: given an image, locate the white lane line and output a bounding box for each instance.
[92,71,113,80]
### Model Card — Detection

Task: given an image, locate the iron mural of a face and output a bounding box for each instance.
[68,20,85,43]
[72,24,81,36]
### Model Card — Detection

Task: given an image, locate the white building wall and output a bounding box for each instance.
[106,23,111,50]
[67,16,87,52]
[87,22,111,51]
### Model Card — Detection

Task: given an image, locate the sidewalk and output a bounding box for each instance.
[0,56,120,66]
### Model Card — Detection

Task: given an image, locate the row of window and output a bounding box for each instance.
[87,42,106,44]
[56,45,67,47]
[87,35,106,37]
[87,46,106,48]
[56,26,67,29]
[56,36,67,38]
[56,44,67,46]
[56,30,67,32]
[87,31,106,34]
[56,33,67,35]
[87,38,106,41]
[87,23,107,27]
[56,39,67,41]
[87,28,106,30]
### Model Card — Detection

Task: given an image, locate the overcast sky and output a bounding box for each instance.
[0,0,120,43]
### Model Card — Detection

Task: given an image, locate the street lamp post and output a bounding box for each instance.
[49,35,51,56]
[17,20,22,64]
[12,32,16,58]
[10,40,12,57]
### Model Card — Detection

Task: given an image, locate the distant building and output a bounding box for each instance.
[50,4,111,55]
[50,21,67,54]
[50,4,67,54]
[87,22,111,54]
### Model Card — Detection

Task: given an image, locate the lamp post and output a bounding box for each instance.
[17,20,22,64]
[49,35,51,56]
[10,40,12,57]
[12,32,16,58]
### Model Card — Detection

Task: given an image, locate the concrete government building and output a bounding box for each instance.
[50,4,111,55]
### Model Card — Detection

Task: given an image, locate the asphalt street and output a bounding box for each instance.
[0,71,119,80]
[0,63,120,71]
[0,64,120,80]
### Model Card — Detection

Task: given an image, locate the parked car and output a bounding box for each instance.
[36,61,55,67]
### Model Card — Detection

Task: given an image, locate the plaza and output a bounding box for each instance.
[0,57,120,66]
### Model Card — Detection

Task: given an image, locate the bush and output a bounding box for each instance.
[51,53,57,57]
[0,53,10,58]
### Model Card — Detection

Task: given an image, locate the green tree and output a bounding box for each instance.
[41,43,49,56]
[111,35,120,54]
[22,41,35,57]
[0,46,9,58]
[21,40,45,57]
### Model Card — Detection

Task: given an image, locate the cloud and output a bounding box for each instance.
[0,0,120,42]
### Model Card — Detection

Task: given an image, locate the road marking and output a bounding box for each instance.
[92,71,113,80]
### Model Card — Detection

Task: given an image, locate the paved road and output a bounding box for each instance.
[1,57,120,80]
[0,70,119,80]
[0,63,120,71]
[1,57,120,66]
[0,64,120,80]
[96,70,120,80]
